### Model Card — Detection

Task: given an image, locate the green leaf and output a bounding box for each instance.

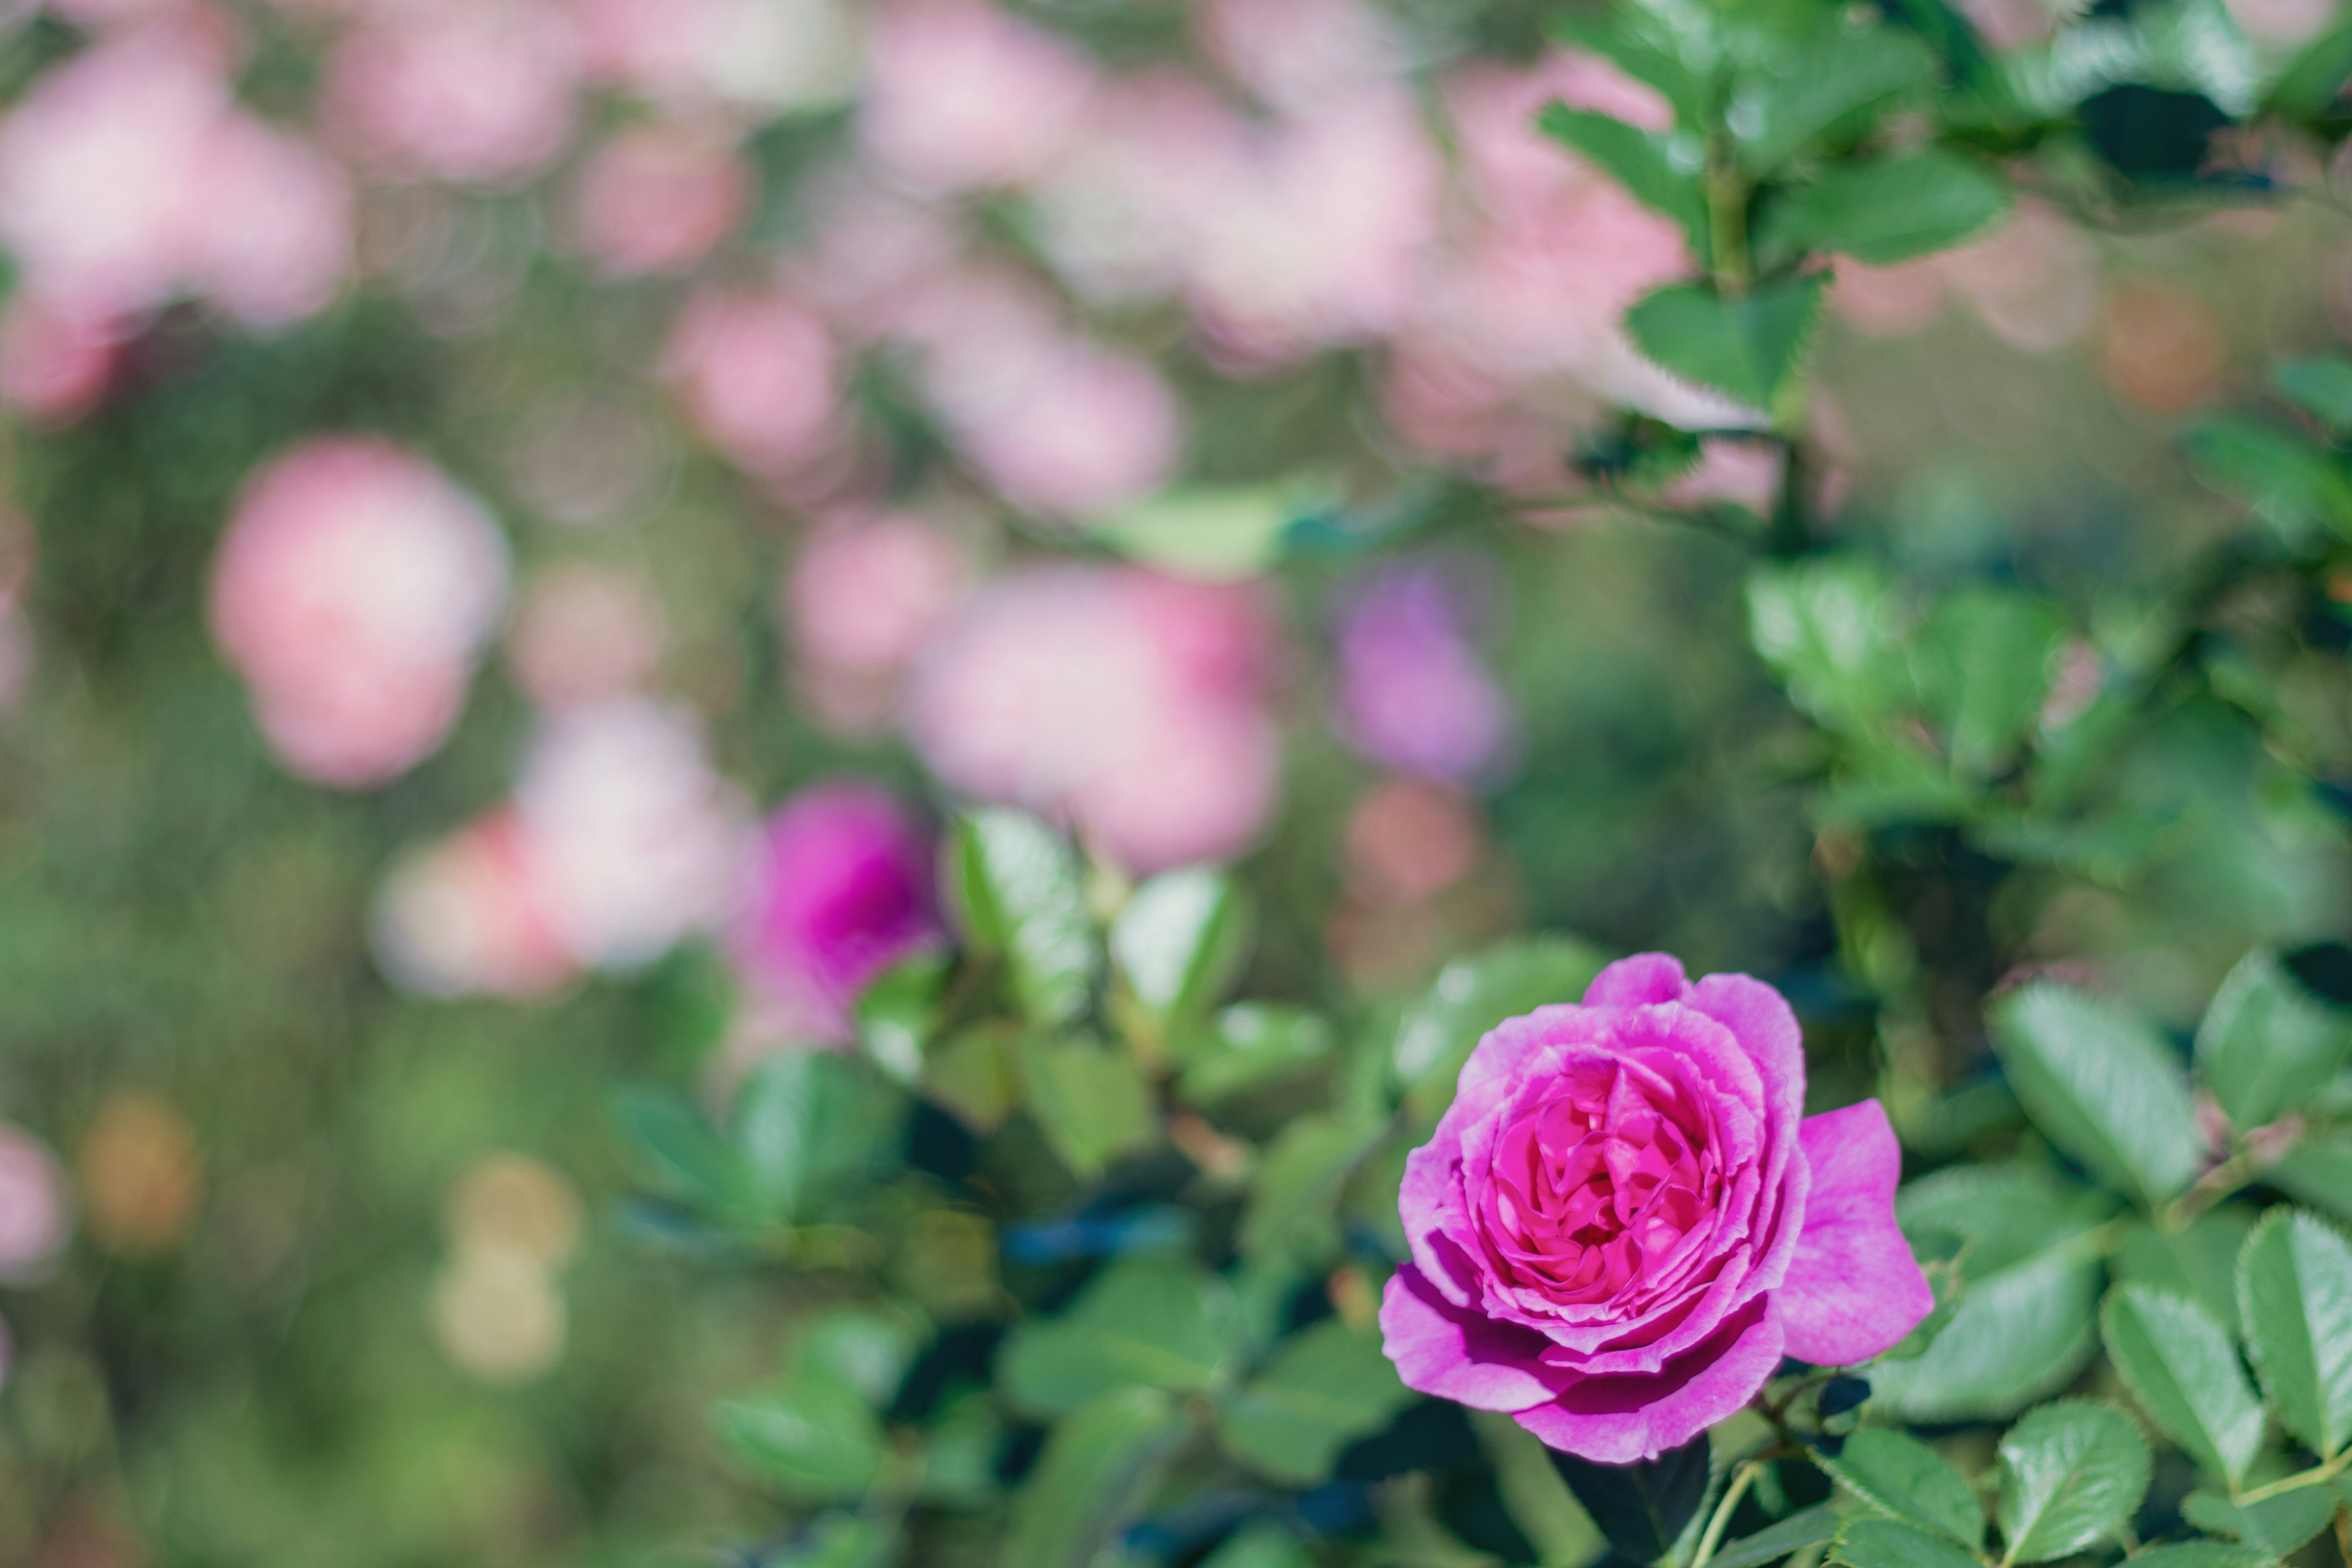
[1711,1505,1842,1568]
[2182,1485,2339,1556]
[1733,26,1939,175]
[2116,1208,2257,1336]
[714,1368,887,1501]
[2274,356,2352,435]
[1090,482,1326,582]
[925,1023,1023,1133]
[792,1308,919,1404]
[1548,1434,1711,1562]
[1237,1112,1382,1267]
[1177,1005,1335,1106]
[949,811,1099,1028]
[1198,1523,1314,1568]
[2234,1207,2352,1461]
[1000,1260,1235,1415]
[1537,104,1708,251]
[2122,1545,2274,1568]
[1747,557,1909,733]
[616,1088,744,1215]
[1393,937,1610,1107]
[772,1514,900,1568]
[1989,984,2205,1209]
[1823,1428,1984,1547]
[2272,1128,2352,1223]
[1627,274,1826,412]
[856,951,948,1085]
[2184,415,2352,543]
[1547,6,1707,123]
[2101,1284,2266,1486]
[1019,1036,1155,1180]
[2195,949,2352,1133]
[1873,1167,2110,1421]
[1110,868,1249,1024]
[2266,9,2352,118]
[733,1052,895,1224]
[1996,1400,2150,1564]
[1761,150,2010,267]
[1003,1387,1189,1568]
[1913,589,2063,777]
[1831,1517,1989,1568]
[1213,1321,1413,1485]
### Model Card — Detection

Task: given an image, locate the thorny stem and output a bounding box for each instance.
[1692,1460,1768,1568]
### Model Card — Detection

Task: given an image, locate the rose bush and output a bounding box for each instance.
[1383,953,1934,1461]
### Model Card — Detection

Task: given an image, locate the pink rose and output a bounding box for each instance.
[1381,954,1932,1463]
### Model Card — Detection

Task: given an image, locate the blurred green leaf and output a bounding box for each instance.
[2181,1485,2337,1556]
[2272,356,2352,435]
[925,1023,1024,1133]
[1548,1436,1711,1563]
[2234,1207,2352,1461]
[1822,1428,1984,1547]
[1090,483,1327,582]
[1830,1517,1986,1568]
[1199,1523,1315,1568]
[950,811,1099,1028]
[1019,1036,1155,1180]
[1110,868,1249,1027]
[1913,589,2063,777]
[1747,557,1909,733]
[2119,1545,2272,1568]
[2184,415,2352,543]
[2116,1208,2256,1335]
[714,1367,887,1502]
[1001,1259,1235,1415]
[734,1052,897,1225]
[2271,1128,2352,1223]
[1548,5,1708,121]
[1989,984,2205,1209]
[1761,150,2010,267]
[1003,1387,1189,1568]
[1393,937,1610,1106]
[1994,1400,2150,1564]
[1711,1505,1841,1568]
[1178,1005,1335,1106]
[1734,26,1940,174]
[2195,949,2352,1132]
[1627,274,1825,412]
[1238,1111,1382,1267]
[1537,105,1708,251]
[857,951,949,1085]
[2265,9,2352,117]
[2101,1284,2265,1486]
[1214,1321,1411,1485]
[616,1088,744,1216]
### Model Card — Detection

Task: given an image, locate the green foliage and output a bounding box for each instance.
[1989,985,2205,1210]
[2101,1285,2267,1487]
[1994,1401,2150,1564]
[1212,1321,1411,1485]
[1548,1435,1713,1562]
[1626,276,1827,412]
[1823,1429,1985,1547]
[2234,1208,2352,1461]
[1000,1260,1235,1415]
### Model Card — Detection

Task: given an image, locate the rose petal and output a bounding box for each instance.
[1689,972,1809,1297]
[1776,1099,1933,1366]
[1512,1296,1782,1463]
[1583,952,1691,1009]
[1381,1260,1572,1410]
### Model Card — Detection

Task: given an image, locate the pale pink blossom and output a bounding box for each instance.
[209,437,508,788]
[907,565,1281,872]
[568,122,750,278]
[0,293,118,423]
[1941,200,2101,353]
[372,809,578,999]
[184,115,355,328]
[1664,439,1786,514]
[507,564,664,708]
[323,0,581,186]
[787,513,967,734]
[859,0,1096,193]
[567,0,859,113]
[951,340,1180,518]
[0,1124,69,1282]
[662,287,842,478]
[1194,0,1406,113]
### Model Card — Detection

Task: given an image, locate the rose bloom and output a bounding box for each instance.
[209,436,508,788]
[1333,563,1514,783]
[371,807,578,1000]
[1382,954,1933,1462]
[731,783,943,1045]
[322,0,581,186]
[859,0,1096,194]
[662,286,841,479]
[568,121,750,278]
[0,1123,69,1282]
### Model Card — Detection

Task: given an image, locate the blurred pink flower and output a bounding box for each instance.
[730,783,943,1045]
[0,293,118,423]
[1828,257,1948,337]
[1334,562,1514,783]
[1941,200,2101,353]
[507,564,664,708]
[323,0,580,186]
[372,808,578,1000]
[1195,0,1404,113]
[567,0,859,113]
[662,286,842,478]
[0,1123,69,1282]
[788,513,967,734]
[209,436,509,788]
[860,0,1096,193]
[1664,439,1785,515]
[951,339,1180,518]
[568,122,750,278]
[184,114,355,328]
[511,699,747,971]
[907,565,1281,872]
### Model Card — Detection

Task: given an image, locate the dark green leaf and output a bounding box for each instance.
[1747,557,1909,733]
[1547,7,1706,122]
[2116,1208,2256,1336]
[734,1052,895,1224]
[1393,937,1610,1107]
[2195,949,2352,1132]
[2266,9,2352,118]
[1199,1523,1314,1568]
[1996,1400,2150,1563]
[2101,1284,2265,1486]
[1761,150,2010,267]
[949,810,1099,1027]
[2184,415,2352,543]
[616,1088,744,1215]
[1547,1434,1710,1562]
[1003,1387,1189,1568]
[2234,1208,2352,1461]
[1711,1505,1842,1568]
[2274,356,2352,435]
[1627,274,1826,412]
[1734,27,1940,175]
[1214,1321,1413,1485]
[1913,589,2063,777]
[1823,1428,1984,1547]
[2122,1544,2274,1568]
[2272,1128,2352,1223]
[1019,1036,1155,1179]
[1830,1517,1988,1568]
[1537,104,1708,251]
[2079,85,2228,183]
[2182,1485,2338,1556]
[1000,1259,1235,1415]
[1989,984,2205,1208]
[1237,1112,1382,1267]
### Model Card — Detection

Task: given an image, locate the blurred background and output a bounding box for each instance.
[0,0,2348,1562]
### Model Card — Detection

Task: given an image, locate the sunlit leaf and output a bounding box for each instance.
[2101,1284,2265,1486]
[2234,1207,2352,1461]
[1214,1321,1412,1485]
[1995,1400,2150,1563]
[1822,1428,1983,1547]
[1989,984,2205,1209]
[1627,274,1826,412]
